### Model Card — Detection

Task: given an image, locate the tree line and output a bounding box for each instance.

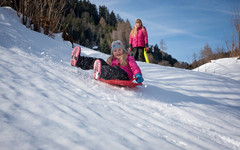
[1,0,68,38]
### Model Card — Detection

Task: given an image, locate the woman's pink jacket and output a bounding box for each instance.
[129,27,148,48]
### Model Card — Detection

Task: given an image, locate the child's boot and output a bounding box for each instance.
[93,59,102,80]
[70,46,81,66]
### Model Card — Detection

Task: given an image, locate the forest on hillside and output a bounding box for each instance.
[0,0,132,55]
[1,0,239,69]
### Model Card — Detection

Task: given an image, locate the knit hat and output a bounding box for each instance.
[110,40,126,53]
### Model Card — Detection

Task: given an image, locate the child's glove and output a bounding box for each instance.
[135,73,144,83]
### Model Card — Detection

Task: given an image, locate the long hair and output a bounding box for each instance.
[131,19,145,37]
[107,51,128,66]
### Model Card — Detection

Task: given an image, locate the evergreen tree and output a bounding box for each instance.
[100,39,111,54]
[99,5,109,24]
[109,11,117,27]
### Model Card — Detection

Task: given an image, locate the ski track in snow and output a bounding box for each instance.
[1,7,240,150]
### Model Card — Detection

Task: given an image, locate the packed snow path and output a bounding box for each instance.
[1,7,240,150]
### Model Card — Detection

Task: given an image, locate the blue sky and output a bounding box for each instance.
[89,0,238,62]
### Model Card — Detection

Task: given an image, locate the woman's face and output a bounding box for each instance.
[113,48,124,59]
[136,22,141,27]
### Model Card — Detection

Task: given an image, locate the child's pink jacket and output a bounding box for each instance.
[110,54,142,80]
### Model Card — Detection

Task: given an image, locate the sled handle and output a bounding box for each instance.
[131,78,137,82]
[131,78,143,85]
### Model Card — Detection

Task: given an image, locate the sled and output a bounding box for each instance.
[99,78,142,87]
[144,48,149,63]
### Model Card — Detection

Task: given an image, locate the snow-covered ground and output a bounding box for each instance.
[0,7,240,150]
[194,57,240,81]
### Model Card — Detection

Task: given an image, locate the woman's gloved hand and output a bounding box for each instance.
[145,43,149,51]
[129,44,133,52]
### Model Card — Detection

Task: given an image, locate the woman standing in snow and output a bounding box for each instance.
[129,19,149,62]
[70,40,144,83]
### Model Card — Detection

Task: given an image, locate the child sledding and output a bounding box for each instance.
[70,40,144,87]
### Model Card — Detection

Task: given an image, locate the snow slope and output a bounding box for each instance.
[194,57,240,81]
[1,7,240,150]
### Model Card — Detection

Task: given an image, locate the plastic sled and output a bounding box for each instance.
[144,48,149,63]
[99,78,142,87]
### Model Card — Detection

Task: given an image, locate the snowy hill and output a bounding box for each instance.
[194,57,240,81]
[1,7,240,150]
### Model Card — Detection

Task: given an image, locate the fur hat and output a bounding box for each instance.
[110,40,126,53]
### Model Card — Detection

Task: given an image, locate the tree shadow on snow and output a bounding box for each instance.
[140,84,240,111]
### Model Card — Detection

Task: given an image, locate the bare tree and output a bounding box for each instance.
[159,39,167,60]
[160,39,167,52]
[233,1,240,56]
[200,43,213,62]
[124,19,132,48]
[147,53,154,63]
[47,0,66,37]
[9,0,67,38]
[227,0,240,57]
[111,20,131,49]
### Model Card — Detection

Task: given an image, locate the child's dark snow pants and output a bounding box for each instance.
[76,56,129,80]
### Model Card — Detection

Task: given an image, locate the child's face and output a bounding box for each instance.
[113,48,124,58]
